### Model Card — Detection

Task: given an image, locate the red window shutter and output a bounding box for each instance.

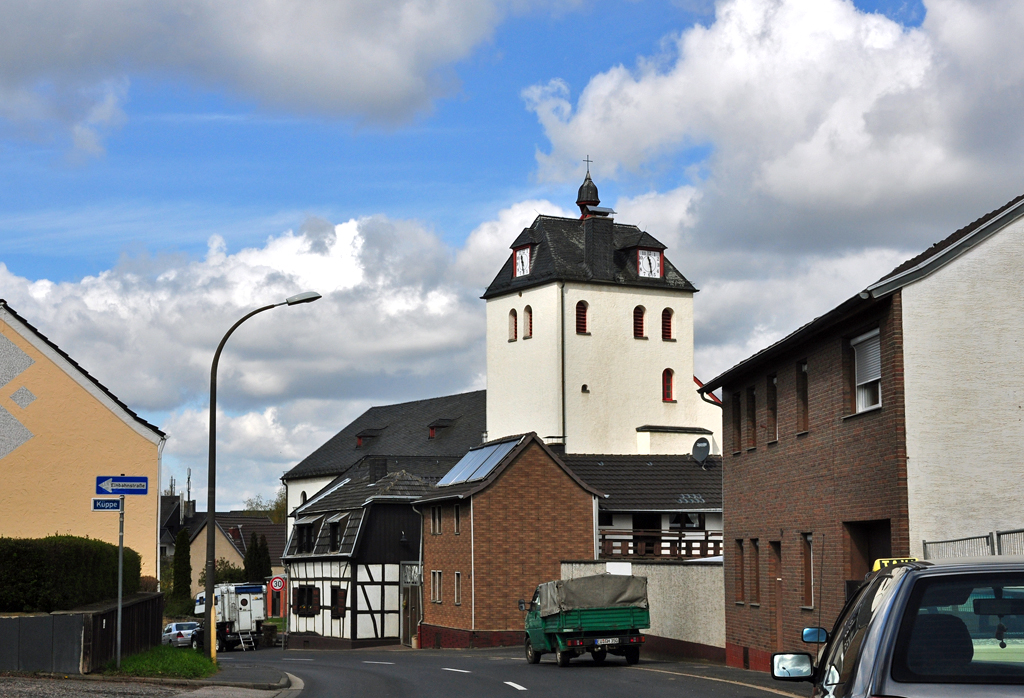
[576,302,587,334]
[663,369,674,401]
[633,306,645,338]
[525,306,532,337]
[662,309,672,340]
[312,586,321,613]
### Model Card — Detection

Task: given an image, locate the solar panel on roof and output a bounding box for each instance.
[436,437,522,486]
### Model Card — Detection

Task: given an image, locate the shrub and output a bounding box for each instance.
[140,576,159,592]
[0,535,141,612]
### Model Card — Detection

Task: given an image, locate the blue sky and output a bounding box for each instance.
[1,0,925,280]
[5,0,1021,507]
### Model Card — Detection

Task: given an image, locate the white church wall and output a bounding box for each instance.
[285,476,333,538]
[485,283,563,443]
[486,279,722,454]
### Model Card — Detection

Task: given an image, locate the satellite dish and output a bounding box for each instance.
[692,437,710,468]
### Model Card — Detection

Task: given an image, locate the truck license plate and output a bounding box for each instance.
[595,638,619,645]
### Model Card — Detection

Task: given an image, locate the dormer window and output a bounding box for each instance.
[429,427,436,439]
[638,249,662,278]
[514,246,531,277]
[355,428,384,449]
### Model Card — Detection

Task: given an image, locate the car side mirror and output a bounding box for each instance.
[518,599,526,611]
[802,627,828,643]
[771,653,814,682]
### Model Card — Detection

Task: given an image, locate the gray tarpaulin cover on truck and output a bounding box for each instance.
[537,574,648,617]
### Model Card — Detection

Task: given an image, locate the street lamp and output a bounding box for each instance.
[205,291,321,661]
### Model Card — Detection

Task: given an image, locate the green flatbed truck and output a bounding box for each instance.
[519,574,650,667]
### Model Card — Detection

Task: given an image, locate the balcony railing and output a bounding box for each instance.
[598,529,723,560]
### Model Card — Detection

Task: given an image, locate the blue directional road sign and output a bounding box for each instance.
[92,498,122,512]
[96,476,149,495]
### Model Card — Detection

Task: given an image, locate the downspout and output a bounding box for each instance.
[470,496,476,631]
[592,496,599,560]
[156,436,166,591]
[411,503,425,645]
[698,387,723,409]
[560,281,567,448]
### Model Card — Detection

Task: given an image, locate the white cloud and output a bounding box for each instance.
[525,0,1024,252]
[0,211,495,507]
[0,0,528,153]
[453,199,575,289]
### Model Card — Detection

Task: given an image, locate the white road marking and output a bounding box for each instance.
[363,661,396,665]
[281,658,315,661]
[505,681,528,691]
[631,667,802,698]
[442,667,472,673]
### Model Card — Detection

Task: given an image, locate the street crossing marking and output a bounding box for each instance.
[504,681,528,691]
[364,661,396,665]
[630,667,801,698]
[442,668,471,673]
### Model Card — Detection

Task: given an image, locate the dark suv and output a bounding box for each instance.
[772,557,1024,697]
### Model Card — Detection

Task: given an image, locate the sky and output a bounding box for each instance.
[2,0,1023,509]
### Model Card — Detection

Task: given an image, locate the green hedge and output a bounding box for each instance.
[0,535,141,612]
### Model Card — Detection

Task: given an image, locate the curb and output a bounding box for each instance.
[10,670,290,691]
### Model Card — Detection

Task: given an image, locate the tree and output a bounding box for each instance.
[172,528,192,600]
[258,534,273,580]
[243,531,261,582]
[243,486,287,524]
[198,558,246,587]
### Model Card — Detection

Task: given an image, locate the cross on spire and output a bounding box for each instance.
[583,155,593,173]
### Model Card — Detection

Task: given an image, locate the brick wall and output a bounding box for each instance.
[721,292,909,670]
[421,441,595,645]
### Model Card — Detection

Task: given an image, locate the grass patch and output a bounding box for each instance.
[104,644,218,679]
[263,616,285,631]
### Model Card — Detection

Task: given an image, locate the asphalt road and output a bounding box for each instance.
[218,646,802,698]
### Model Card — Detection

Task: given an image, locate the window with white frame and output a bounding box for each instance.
[431,570,442,603]
[431,506,442,534]
[851,328,881,412]
[454,571,462,605]
[454,505,460,534]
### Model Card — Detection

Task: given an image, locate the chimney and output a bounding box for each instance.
[584,215,615,279]
[369,457,388,482]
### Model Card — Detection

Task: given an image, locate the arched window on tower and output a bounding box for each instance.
[576,301,589,334]
[662,369,674,402]
[523,306,533,338]
[508,309,517,341]
[633,306,646,338]
[662,308,673,340]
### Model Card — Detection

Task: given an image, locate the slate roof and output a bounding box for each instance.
[700,191,1024,393]
[282,390,486,481]
[0,299,165,438]
[481,214,697,300]
[188,512,273,557]
[284,470,432,559]
[562,454,723,512]
[415,433,604,504]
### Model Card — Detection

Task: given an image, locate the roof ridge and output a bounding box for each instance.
[0,299,165,438]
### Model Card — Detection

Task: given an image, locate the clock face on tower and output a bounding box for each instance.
[514,247,531,277]
[638,249,661,278]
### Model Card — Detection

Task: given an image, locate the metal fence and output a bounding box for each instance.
[922,528,1024,559]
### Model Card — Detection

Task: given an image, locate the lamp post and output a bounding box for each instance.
[205,291,321,661]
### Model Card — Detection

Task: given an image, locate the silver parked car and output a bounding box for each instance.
[162,621,199,647]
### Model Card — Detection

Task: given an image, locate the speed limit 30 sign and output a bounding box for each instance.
[270,576,285,592]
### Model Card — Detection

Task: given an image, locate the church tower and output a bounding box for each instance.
[483,173,721,455]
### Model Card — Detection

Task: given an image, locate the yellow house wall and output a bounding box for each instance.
[188,525,246,597]
[0,315,163,577]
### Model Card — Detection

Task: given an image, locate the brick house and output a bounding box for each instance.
[698,193,1024,671]
[415,433,602,648]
